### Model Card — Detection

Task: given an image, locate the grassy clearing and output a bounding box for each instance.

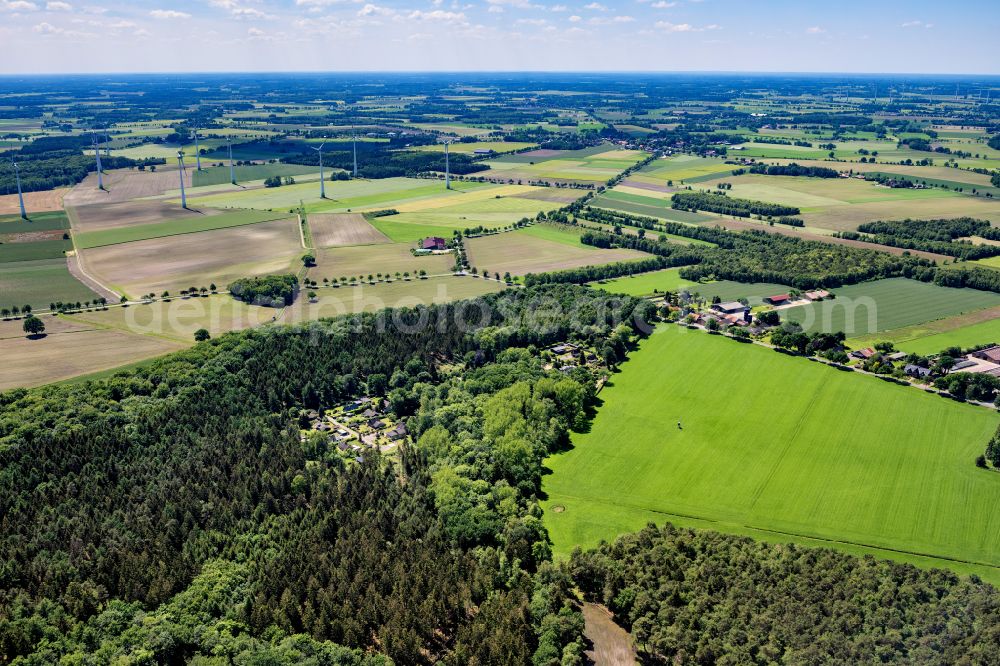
[845,305,1000,355]
[465,227,648,276]
[75,209,288,249]
[410,141,536,154]
[0,258,98,310]
[63,294,279,343]
[782,278,1000,337]
[0,211,68,234]
[542,326,1000,583]
[192,163,320,187]
[593,268,788,304]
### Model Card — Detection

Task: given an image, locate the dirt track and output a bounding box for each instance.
[582,603,637,665]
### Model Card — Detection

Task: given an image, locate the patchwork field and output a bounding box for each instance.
[410,141,536,154]
[464,225,648,276]
[279,275,506,320]
[629,154,736,185]
[542,326,1000,582]
[0,318,184,391]
[64,167,191,206]
[846,304,1000,355]
[192,163,319,187]
[63,294,279,343]
[781,278,1000,337]
[75,209,288,249]
[308,241,454,282]
[0,258,98,310]
[82,217,303,298]
[309,213,391,247]
[183,176,495,214]
[0,188,68,214]
[485,145,648,184]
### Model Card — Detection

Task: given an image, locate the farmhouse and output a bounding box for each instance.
[803,290,830,301]
[904,364,932,379]
[952,357,1000,377]
[420,237,447,251]
[850,347,876,360]
[764,294,791,306]
[711,301,751,323]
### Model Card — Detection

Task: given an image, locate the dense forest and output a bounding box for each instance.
[671,191,800,218]
[0,286,644,664]
[838,217,1000,260]
[570,524,1000,664]
[748,162,840,178]
[228,274,299,306]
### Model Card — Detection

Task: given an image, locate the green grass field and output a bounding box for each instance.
[594,268,788,304]
[845,306,1000,355]
[542,326,1000,582]
[782,278,1000,337]
[590,194,712,224]
[0,211,69,234]
[74,209,289,249]
[0,238,72,262]
[0,258,99,310]
[192,163,320,187]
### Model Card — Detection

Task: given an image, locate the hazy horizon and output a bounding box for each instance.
[1,0,996,76]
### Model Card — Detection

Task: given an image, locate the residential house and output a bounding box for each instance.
[971,346,1000,363]
[850,347,876,360]
[904,364,932,379]
[421,236,447,251]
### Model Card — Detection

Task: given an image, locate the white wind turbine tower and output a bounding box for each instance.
[192,128,202,171]
[92,131,104,190]
[312,141,327,198]
[177,150,188,209]
[12,157,26,220]
[228,139,236,185]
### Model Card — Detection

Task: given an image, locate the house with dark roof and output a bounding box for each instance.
[972,345,1000,363]
[420,236,447,251]
[904,364,932,379]
[850,347,876,360]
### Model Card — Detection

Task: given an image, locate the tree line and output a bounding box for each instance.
[671,191,801,218]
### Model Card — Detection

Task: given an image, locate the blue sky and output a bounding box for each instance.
[2,0,997,74]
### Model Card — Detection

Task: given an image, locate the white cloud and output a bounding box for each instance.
[805,26,824,34]
[45,1,71,10]
[589,14,633,24]
[3,0,39,11]
[485,0,541,8]
[32,20,57,30]
[550,3,567,10]
[247,26,264,36]
[568,14,580,21]
[487,4,502,11]
[516,17,546,25]
[408,8,467,21]
[650,1,675,6]
[583,2,605,9]
[655,20,716,32]
[358,3,394,16]
[901,19,932,29]
[149,9,190,19]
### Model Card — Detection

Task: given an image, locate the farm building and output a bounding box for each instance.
[764,294,791,306]
[971,346,1000,363]
[850,347,876,360]
[421,237,447,251]
[952,356,1000,377]
[803,290,831,301]
[711,301,751,323]
[904,364,932,378]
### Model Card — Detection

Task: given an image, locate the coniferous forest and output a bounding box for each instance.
[3,285,1000,664]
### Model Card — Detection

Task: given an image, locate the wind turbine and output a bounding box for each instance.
[228,139,236,185]
[11,157,26,220]
[104,128,111,159]
[92,131,104,190]
[177,150,188,209]
[312,141,327,198]
[444,140,451,190]
[192,128,202,171]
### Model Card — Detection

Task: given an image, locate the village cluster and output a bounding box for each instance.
[302,397,409,462]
